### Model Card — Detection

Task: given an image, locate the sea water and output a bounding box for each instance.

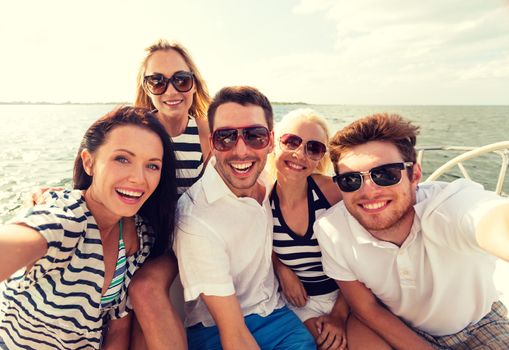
[1,103,508,223]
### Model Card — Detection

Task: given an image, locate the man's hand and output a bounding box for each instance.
[315,314,347,350]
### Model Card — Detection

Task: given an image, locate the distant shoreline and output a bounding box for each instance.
[0,101,309,106]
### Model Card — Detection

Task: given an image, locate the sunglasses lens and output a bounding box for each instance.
[172,72,194,92]
[243,127,270,149]
[336,174,362,192]
[213,129,238,151]
[144,75,168,95]
[306,141,327,160]
[371,165,403,186]
[280,134,302,150]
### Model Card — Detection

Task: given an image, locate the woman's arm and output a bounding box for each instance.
[272,251,308,307]
[0,224,47,282]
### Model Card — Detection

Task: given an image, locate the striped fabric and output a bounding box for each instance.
[100,221,127,307]
[271,176,338,296]
[173,117,205,195]
[0,190,154,350]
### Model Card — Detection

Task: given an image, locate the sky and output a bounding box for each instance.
[0,0,508,105]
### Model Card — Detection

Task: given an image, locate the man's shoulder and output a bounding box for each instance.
[314,201,351,238]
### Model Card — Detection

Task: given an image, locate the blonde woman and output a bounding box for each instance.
[129,39,211,350]
[269,109,347,350]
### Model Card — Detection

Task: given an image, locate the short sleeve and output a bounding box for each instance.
[419,180,508,252]
[8,191,87,274]
[173,215,235,301]
[314,216,358,282]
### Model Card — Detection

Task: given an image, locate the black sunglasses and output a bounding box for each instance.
[212,126,271,152]
[143,71,194,95]
[333,162,414,192]
[279,133,327,161]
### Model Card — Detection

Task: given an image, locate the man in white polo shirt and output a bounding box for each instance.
[315,113,509,349]
[173,86,315,350]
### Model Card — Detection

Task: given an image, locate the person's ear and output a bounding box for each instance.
[81,149,94,176]
[268,130,275,153]
[412,162,422,184]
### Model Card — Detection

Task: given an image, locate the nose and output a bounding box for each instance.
[359,173,380,193]
[291,144,306,159]
[232,136,249,156]
[128,164,146,185]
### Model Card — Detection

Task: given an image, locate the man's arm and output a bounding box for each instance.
[200,294,260,350]
[338,280,434,350]
[476,202,509,261]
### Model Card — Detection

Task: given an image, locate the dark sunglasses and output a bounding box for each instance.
[212,126,271,152]
[279,133,327,161]
[143,71,194,95]
[333,162,414,192]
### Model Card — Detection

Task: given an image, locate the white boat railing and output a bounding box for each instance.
[417,141,509,196]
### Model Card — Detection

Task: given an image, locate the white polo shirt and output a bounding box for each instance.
[316,179,508,336]
[173,158,284,327]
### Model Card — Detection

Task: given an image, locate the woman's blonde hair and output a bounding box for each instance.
[134,39,211,120]
[268,108,332,179]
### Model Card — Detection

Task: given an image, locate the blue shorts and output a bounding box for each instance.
[187,306,316,350]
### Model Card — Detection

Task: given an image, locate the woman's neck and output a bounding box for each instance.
[276,173,308,207]
[83,190,120,237]
[156,111,189,137]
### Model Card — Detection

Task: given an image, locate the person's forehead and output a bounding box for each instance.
[338,141,403,171]
[213,102,267,130]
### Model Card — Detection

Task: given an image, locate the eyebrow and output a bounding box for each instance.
[114,149,162,162]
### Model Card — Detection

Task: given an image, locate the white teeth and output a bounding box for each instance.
[231,162,253,172]
[362,202,386,210]
[117,189,143,198]
[286,161,304,170]
[164,100,181,106]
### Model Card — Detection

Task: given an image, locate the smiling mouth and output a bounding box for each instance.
[230,161,254,174]
[164,99,183,106]
[116,188,144,199]
[361,201,388,210]
[285,160,305,170]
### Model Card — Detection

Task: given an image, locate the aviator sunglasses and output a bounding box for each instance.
[212,126,271,152]
[279,133,327,161]
[143,71,194,95]
[333,162,414,192]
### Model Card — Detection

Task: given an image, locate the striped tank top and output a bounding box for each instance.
[172,117,205,194]
[271,176,338,296]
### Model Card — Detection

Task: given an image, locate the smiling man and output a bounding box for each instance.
[315,113,509,350]
[173,86,315,350]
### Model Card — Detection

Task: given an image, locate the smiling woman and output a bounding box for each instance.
[0,106,178,350]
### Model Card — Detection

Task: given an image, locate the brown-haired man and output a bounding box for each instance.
[315,113,509,349]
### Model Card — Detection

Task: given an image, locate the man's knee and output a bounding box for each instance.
[129,255,178,305]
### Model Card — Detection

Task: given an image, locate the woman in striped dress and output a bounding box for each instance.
[0,107,178,349]
[128,39,211,350]
[268,109,348,350]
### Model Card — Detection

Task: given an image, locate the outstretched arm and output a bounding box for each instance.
[339,280,434,350]
[476,202,509,262]
[200,294,260,350]
[0,224,47,282]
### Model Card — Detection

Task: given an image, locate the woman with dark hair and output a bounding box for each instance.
[0,106,178,350]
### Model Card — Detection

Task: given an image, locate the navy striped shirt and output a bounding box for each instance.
[0,190,154,349]
[271,176,338,296]
[173,117,205,195]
